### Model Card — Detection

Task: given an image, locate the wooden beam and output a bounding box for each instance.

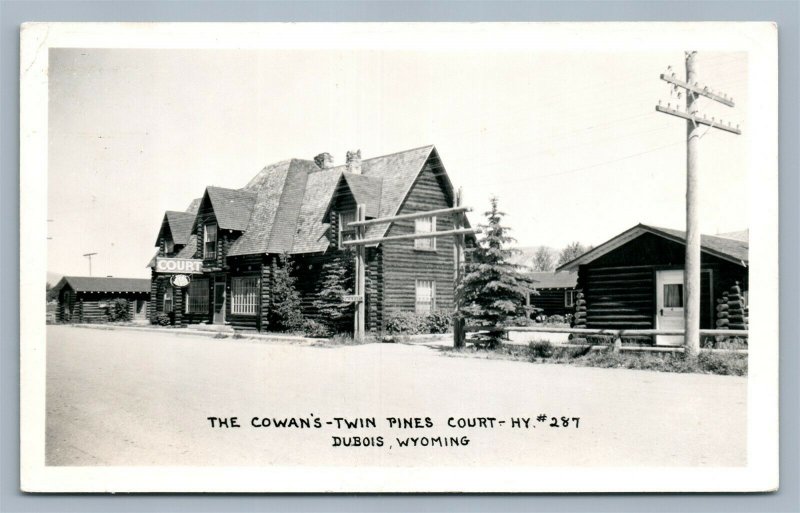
[660,73,735,107]
[341,228,480,247]
[347,206,472,228]
[655,105,742,134]
[468,326,748,337]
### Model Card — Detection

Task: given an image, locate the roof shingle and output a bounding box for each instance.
[53,276,151,294]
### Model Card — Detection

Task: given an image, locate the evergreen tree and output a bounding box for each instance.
[458,197,536,348]
[270,253,304,332]
[313,249,354,334]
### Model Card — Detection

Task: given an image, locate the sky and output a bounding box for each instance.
[47,47,748,280]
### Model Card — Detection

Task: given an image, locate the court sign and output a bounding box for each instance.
[155,257,204,274]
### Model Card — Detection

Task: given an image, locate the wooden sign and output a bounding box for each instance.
[155,257,203,274]
[342,294,363,303]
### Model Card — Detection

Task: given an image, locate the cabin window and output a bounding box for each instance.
[564,290,577,307]
[163,288,174,313]
[414,216,437,250]
[338,211,356,248]
[164,238,175,255]
[415,279,436,314]
[663,284,684,308]
[203,224,217,260]
[231,276,259,315]
[186,278,209,314]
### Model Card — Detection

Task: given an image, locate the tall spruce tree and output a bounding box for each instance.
[458,197,535,348]
[270,253,304,332]
[313,249,354,334]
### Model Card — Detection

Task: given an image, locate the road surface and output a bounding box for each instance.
[46,325,746,467]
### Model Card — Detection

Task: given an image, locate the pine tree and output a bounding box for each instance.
[458,196,535,348]
[270,253,304,332]
[313,249,354,334]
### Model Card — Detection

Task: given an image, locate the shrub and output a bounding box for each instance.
[385,311,427,335]
[424,310,452,333]
[302,319,333,338]
[107,298,132,322]
[528,340,554,358]
[155,313,171,326]
[213,332,228,339]
[270,253,305,332]
[385,310,453,335]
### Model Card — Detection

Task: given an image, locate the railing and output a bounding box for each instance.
[464,325,748,353]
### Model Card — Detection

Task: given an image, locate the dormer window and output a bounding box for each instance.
[203,223,217,260]
[338,211,356,248]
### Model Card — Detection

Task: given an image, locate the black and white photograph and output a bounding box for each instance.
[19,22,779,493]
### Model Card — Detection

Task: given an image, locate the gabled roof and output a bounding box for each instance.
[202,186,257,231]
[556,223,749,271]
[161,145,454,258]
[527,271,578,289]
[341,173,382,218]
[154,210,196,246]
[52,276,150,294]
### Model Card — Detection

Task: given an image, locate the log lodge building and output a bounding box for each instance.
[147,145,463,333]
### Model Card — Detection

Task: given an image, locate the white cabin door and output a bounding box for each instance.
[655,269,685,346]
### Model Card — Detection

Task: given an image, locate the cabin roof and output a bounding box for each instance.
[157,210,196,246]
[203,186,257,231]
[527,271,578,289]
[223,144,441,256]
[52,276,151,294]
[556,223,750,271]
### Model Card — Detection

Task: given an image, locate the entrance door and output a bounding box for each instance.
[213,282,226,324]
[655,269,685,346]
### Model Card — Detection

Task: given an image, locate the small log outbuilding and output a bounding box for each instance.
[557,224,748,345]
[526,271,578,317]
[51,276,151,323]
[147,145,470,333]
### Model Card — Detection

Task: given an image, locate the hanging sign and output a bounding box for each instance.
[155,257,203,274]
[342,294,363,303]
[170,274,191,288]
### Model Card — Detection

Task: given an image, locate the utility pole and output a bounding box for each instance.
[83,252,98,277]
[655,51,741,356]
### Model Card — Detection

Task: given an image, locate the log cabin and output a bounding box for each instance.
[147,145,466,333]
[52,276,151,323]
[526,271,578,318]
[556,224,748,345]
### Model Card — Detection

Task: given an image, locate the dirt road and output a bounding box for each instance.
[46,325,746,467]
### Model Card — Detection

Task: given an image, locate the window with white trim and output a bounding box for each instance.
[164,238,175,255]
[203,223,217,260]
[414,216,436,250]
[338,211,356,248]
[163,288,174,313]
[231,276,259,315]
[186,278,209,314]
[564,290,577,307]
[415,279,436,314]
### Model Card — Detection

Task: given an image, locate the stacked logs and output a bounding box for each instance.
[727,281,748,330]
[573,290,587,328]
[715,291,730,329]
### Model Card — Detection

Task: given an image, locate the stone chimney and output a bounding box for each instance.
[314,152,333,169]
[346,149,362,174]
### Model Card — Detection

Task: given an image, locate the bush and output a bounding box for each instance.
[424,310,452,333]
[528,340,554,358]
[155,313,171,326]
[302,319,333,338]
[697,351,748,376]
[545,314,566,325]
[385,310,453,335]
[107,298,132,322]
[270,253,305,332]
